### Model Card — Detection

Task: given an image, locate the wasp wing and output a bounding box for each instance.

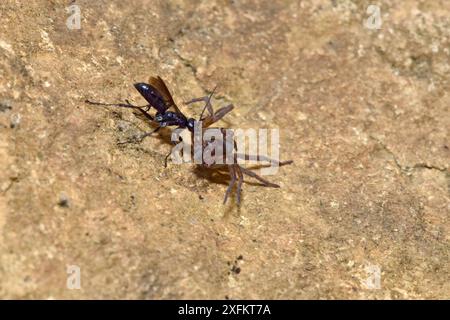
[148,76,183,114]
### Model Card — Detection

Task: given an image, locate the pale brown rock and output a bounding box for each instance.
[0,0,448,299]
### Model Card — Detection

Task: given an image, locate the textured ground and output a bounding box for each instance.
[0,0,448,299]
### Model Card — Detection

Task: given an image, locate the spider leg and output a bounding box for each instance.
[239,166,280,188]
[235,153,293,166]
[223,165,237,204]
[235,165,244,204]
[202,104,234,128]
[210,104,234,122]
[184,96,214,116]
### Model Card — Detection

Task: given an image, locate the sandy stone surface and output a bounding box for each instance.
[0,0,448,299]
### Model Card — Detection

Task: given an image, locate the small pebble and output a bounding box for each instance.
[10,113,21,128]
[58,193,70,208]
[0,100,12,112]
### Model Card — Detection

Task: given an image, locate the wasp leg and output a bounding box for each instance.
[117,126,161,145]
[164,135,184,168]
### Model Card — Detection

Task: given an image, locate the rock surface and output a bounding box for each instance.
[0,0,448,299]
